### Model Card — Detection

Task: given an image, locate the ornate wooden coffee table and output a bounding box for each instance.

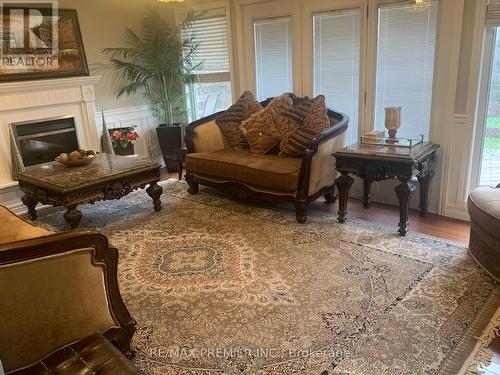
[18,154,163,229]
[334,142,439,236]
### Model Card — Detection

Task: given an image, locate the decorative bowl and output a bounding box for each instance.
[55,154,98,167]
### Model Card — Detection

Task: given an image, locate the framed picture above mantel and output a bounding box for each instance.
[0,8,89,82]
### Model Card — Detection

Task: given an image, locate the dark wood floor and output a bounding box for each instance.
[164,170,500,373]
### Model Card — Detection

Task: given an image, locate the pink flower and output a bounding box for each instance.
[127,131,139,141]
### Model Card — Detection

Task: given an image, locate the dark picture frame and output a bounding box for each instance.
[0,8,89,82]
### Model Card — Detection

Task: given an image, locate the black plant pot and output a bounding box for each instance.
[156,124,183,173]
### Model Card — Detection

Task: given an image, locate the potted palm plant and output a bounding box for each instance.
[102,10,200,172]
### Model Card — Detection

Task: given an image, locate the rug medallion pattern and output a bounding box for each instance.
[37,181,500,374]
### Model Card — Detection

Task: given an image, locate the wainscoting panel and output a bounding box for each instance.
[95,105,165,167]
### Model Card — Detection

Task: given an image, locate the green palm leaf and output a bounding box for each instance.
[102,9,202,125]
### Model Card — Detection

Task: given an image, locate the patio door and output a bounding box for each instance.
[473,24,500,187]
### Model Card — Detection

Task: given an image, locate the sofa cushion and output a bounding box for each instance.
[0,206,51,245]
[303,95,330,132]
[11,333,141,375]
[240,94,292,154]
[215,91,262,149]
[469,186,500,221]
[186,149,302,192]
[279,127,321,157]
[274,99,313,148]
[280,95,330,157]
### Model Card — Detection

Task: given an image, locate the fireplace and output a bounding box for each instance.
[12,116,79,167]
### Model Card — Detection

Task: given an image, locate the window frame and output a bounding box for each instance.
[175,1,236,121]
[301,0,368,144]
[366,0,441,140]
[234,0,302,97]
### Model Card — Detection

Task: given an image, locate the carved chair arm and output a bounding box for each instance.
[185,113,221,154]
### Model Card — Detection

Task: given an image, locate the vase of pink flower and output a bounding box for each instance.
[109,127,139,156]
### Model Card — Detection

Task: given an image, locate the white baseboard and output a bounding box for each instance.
[8,200,26,215]
[444,204,470,222]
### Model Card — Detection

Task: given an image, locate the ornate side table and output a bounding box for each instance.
[334,142,439,236]
[17,154,163,229]
[173,148,187,181]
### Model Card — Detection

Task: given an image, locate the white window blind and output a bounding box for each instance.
[374,1,438,140]
[183,14,232,120]
[186,15,230,76]
[254,17,293,100]
[313,9,361,146]
[487,3,500,26]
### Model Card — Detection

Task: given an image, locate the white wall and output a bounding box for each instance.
[58,0,177,111]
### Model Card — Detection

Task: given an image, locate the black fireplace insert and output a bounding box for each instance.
[12,116,79,167]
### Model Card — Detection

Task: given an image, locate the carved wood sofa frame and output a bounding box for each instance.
[0,230,136,366]
[184,96,349,223]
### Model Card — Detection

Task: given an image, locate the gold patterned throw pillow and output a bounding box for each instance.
[303,95,330,132]
[279,95,330,157]
[239,94,293,154]
[215,91,262,149]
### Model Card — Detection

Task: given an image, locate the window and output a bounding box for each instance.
[185,15,232,120]
[475,26,500,186]
[313,9,361,146]
[254,17,293,100]
[374,1,438,140]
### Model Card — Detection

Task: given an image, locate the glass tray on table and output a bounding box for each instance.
[360,134,424,149]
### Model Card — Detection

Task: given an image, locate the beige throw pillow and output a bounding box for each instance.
[240,94,293,154]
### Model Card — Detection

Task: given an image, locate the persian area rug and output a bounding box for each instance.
[37,180,500,375]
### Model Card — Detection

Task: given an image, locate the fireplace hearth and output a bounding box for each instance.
[12,116,79,167]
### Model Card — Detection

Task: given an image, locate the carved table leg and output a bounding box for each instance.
[324,188,337,203]
[395,178,415,236]
[417,170,435,217]
[64,206,82,229]
[22,194,38,221]
[336,173,354,224]
[362,178,373,208]
[146,182,163,212]
[178,163,183,181]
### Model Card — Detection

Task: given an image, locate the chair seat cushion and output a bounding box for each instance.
[186,149,302,192]
[468,186,500,221]
[11,333,141,375]
[0,206,51,245]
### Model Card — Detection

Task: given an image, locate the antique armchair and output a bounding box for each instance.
[184,96,349,223]
[467,182,500,281]
[0,206,140,374]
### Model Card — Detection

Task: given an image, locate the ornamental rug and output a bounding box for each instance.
[36,180,500,375]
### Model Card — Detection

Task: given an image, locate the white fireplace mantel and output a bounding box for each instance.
[0,75,102,212]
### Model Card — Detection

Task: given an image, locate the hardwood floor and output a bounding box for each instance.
[165,170,500,373]
[162,169,470,244]
[309,198,470,244]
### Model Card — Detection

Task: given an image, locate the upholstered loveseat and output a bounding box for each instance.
[184,95,349,223]
[0,206,141,374]
[468,184,500,281]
